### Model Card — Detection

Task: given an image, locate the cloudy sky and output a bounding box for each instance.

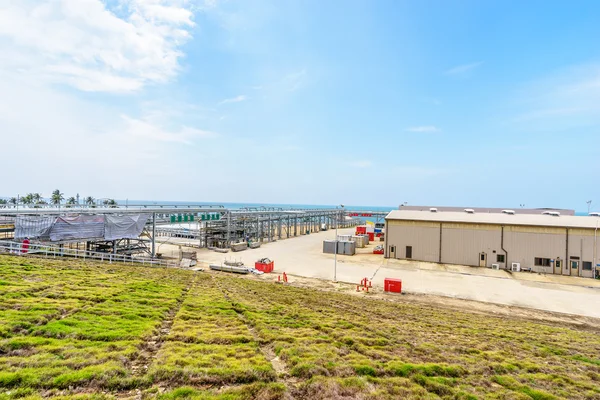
[1,0,599,210]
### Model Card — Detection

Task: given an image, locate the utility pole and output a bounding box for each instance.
[334,208,338,282]
[587,200,592,215]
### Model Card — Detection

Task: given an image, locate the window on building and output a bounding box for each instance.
[534,257,551,267]
[583,261,592,271]
[496,254,505,263]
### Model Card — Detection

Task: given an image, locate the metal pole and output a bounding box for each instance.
[334,208,338,282]
[151,212,156,258]
[227,211,231,246]
[594,217,598,279]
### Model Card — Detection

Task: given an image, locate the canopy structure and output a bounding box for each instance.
[15,213,150,242]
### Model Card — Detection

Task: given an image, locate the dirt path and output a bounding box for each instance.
[213,277,295,400]
[120,277,196,400]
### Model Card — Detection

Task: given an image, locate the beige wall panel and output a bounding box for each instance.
[506,225,565,235]
[569,228,597,236]
[443,223,502,231]
[505,231,566,273]
[386,224,440,262]
[387,220,440,228]
[567,234,600,278]
[441,227,501,267]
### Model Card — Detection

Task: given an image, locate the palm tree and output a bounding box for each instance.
[22,193,34,205]
[51,189,64,206]
[85,196,95,207]
[102,199,118,208]
[66,197,76,205]
[0,199,7,205]
[32,193,42,205]
[9,197,17,206]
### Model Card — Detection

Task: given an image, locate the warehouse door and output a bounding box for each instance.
[405,246,412,259]
[479,252,487,267]
[570,260,579,276]
[389,246,396,258]
[554,260,562,275]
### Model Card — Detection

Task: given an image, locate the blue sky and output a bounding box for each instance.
[0,0,599,210]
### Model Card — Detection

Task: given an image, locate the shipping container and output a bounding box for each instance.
[352,235,365,248]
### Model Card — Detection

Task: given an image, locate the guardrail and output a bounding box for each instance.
[0,240,178,268]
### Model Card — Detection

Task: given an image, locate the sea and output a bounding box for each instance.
[119,200,589,219]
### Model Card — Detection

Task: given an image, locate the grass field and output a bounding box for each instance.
[0,255,599,399]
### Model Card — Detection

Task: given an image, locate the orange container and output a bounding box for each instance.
[384,278,402,293]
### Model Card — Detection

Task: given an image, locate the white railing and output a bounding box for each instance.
[0,240,178,268]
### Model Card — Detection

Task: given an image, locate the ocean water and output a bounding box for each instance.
[120,200,396,213]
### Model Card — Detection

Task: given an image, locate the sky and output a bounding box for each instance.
[0,0,599,210]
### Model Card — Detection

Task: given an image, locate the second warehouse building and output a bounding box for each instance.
[384,210,600,278]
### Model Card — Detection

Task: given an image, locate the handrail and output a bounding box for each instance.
[0,240,178,268]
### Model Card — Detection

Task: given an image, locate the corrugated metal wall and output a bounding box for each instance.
[441,225,501,267]
[386,222,439,262]
[504,229,566,274]
[385,218,600,278]
[567,233,599,278]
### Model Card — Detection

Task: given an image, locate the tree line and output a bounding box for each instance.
[0,190,118,208]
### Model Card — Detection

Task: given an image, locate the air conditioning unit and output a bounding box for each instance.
[511,262,521,272]
[491,263,500,270]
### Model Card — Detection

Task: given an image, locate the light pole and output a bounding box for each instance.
[594,216,598,280]
[334,204,344,282]
[334,207,338,282]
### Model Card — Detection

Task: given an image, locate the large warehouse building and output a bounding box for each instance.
[384,210,600,279]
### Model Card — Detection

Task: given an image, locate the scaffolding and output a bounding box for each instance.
[0,205,361,258]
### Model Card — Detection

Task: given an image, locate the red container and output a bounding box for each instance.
[373,249,384,254]
[384,278,402,293]
[368,232,375,241]
[255,261,274,273]
[356,226,367,234]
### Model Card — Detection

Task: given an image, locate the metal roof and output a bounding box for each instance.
[386,210,600,229]
[398,205,575,216]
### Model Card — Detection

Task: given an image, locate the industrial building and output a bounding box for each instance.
[384,210,600,279]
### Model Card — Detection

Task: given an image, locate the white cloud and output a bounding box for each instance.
[349,160,372,168]
[444,61,483,76]
[406,126,440,133]
[512,63,600,129]
[122,115,218,144]
[218,95,248,105]
[0,0,195,93]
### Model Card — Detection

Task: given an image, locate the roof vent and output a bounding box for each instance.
[588,212,600,217]
[501,210,515,215]
[464,208,475,214]
[429,208,438,213]
[542,211,560,217]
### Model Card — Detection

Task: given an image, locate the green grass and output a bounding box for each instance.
[1,255,599,399]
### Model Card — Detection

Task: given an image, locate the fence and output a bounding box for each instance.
[0,240,178,268]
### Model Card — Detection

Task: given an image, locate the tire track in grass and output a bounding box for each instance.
[129,275,197,378]
[213,275,293,397]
